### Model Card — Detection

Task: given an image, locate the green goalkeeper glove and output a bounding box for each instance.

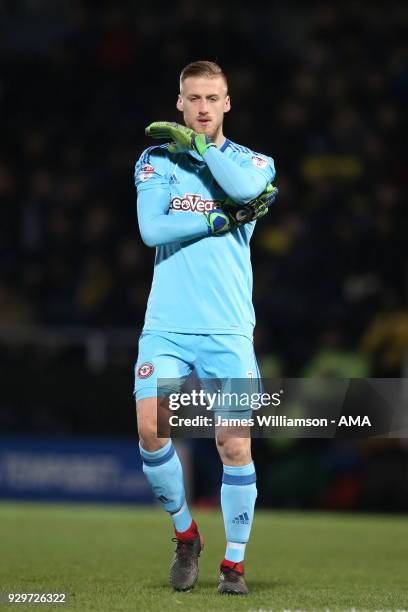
[205,184,278,235]
[223,183,279,224]
[145,121,215,157]
[205,211,232,235]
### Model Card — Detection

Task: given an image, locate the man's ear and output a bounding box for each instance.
[224,95,231,113]
[176,95,183,112]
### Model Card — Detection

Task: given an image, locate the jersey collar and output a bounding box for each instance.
[220,138,230,152]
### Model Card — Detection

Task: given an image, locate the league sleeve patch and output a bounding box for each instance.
[251,156,268,169]
[139,165,155,181]
[137,362,154,378]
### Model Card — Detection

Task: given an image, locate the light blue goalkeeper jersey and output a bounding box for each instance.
[134,139,276,339]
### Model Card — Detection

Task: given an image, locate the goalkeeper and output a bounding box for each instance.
[134,61,277,596]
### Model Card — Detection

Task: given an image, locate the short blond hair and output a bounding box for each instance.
[180,60,228,92]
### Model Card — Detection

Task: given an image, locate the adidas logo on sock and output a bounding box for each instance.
[158,495,169,503]
[232,512,249,525]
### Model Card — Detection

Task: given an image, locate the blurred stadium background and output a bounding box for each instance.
[0,0,407,523]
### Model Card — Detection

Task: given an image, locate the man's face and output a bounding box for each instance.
[177,76,230,140]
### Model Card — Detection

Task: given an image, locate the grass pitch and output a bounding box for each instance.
[0,503,407,611]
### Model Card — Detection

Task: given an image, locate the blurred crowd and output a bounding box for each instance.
[1,0,407,376]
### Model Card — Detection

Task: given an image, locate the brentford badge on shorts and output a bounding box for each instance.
[139,165,155,181]
[137,362,154,378]
[251,156,268,169]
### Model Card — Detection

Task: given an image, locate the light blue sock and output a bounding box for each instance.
[221,462,257,562]
[139,440,192,532]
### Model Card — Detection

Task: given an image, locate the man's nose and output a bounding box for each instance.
[198,100,209,113]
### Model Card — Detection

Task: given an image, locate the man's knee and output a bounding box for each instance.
[216,435,251,465]
[136,397,169,451]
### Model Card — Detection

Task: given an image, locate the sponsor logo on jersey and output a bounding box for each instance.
[170,193,223,213]
[137,362,154,378]
[139,165,155,181]
[251,156,268,169]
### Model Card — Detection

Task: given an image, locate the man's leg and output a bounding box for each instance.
[195,334,260,595]
[137,397,194,534]
[137,397,204,591]
[135,331,204,591]
[215,434,257,595]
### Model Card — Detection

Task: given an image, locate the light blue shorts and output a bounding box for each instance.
[134,331,261,411]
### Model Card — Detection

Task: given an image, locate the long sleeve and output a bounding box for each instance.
[202,145,276,204]
[135,146,210,248]
[137,187,209,247]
